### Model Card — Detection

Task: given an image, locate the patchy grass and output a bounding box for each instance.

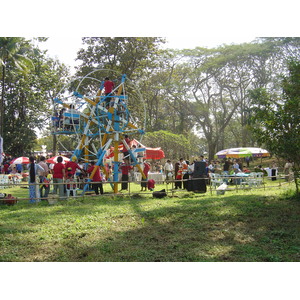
[0,182,299,262]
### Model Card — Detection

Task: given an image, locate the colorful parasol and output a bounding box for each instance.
[215,147,270,159]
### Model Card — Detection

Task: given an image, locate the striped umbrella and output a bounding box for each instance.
[46,155,70,164]
[10,156,30,164]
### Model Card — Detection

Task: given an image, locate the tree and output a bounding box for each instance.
[76,37,165,80]
[0,37,34,137]
[2,38,70,156]
[142,130,202,161]
[249,60,300,194]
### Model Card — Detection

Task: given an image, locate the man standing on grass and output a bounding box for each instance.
[87,161,103,195]
[119,158,133,191]
[52,156,66,200]
[38,156,50,200]
[164,159,173,183]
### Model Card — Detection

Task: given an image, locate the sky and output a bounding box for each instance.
[5,0,298,74]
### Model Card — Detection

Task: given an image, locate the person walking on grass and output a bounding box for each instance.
[87,161,104,195]
[52,156,66,200]
[119,158,133,191]
[141,160,151,191]
[27,156,45,203]
[38,156,50,200]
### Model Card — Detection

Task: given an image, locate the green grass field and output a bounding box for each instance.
[0,179,299,262]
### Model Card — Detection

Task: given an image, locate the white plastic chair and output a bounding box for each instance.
[256,172,264,186]
[210,173,223,188]
[66,179,77,197]
[0,175,9,188]
[248,173,258,188]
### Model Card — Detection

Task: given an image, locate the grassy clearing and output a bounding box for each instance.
[0,181,299,262]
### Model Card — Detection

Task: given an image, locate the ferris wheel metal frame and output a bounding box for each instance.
[51,69,147,194]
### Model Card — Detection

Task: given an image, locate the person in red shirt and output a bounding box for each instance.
[65,156,84,177]
[119,158,133,191]
[52,156,66,199]
[3,161,10,174]
[147,179,155,191]
[141,160,150,191]
[104,77,114,106]
[87,161,103,195]
[175,168,183,189]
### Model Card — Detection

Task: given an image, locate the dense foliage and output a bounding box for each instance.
[0,37,69,156]
[1,37,300,162]
[249,60,300,193]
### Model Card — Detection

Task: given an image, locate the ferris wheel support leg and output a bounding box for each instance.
[127,149,146,180]
[83,179,92,194]
[82,145,112,195]
[73,149,83,160]
[113,140,120,193]
[95,139,112,166]
[84,144,89,165]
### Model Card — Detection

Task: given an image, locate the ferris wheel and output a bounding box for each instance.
[51,69,147,193]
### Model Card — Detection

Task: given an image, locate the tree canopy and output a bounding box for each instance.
[1,37,300,164]
[249,59,300,193]
[0,37,69,156]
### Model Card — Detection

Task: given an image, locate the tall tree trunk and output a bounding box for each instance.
[0,64,6,137]
[207,141,217,162]
[53,134,57,156]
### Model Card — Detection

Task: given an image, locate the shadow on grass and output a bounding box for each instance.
[1,190,299,262]
[53,194,300,261]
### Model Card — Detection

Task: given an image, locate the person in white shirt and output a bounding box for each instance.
[232,160,241,173]
[164,160,174,182]
[38,156,50,199]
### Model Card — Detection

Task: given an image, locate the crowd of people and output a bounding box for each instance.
[25,155,105,203]
[159,156,295,188]
[0,155,106,203]
[0,151,296,203]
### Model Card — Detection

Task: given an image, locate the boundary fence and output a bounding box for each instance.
[0,173,295,204]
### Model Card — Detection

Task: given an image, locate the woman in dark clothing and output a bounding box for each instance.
[27,156,44,203]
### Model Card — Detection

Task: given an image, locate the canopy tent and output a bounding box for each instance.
[131,139,165,160]
[106,139,165,160]
[215,147,270,159]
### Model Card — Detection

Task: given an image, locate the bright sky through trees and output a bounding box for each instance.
[38,36,256,73]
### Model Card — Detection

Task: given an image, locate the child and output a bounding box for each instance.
[119,158,133,191]
[141,160,150,191]
[147,179,155,191]
[65,167,77,196]
[175,168,182,189]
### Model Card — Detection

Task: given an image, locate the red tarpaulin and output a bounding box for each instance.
[106,139,165,160]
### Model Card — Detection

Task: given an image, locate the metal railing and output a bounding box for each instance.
[0,172,295,205]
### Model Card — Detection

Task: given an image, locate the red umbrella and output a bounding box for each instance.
[10,156,30,164]
[46,155,70,164]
